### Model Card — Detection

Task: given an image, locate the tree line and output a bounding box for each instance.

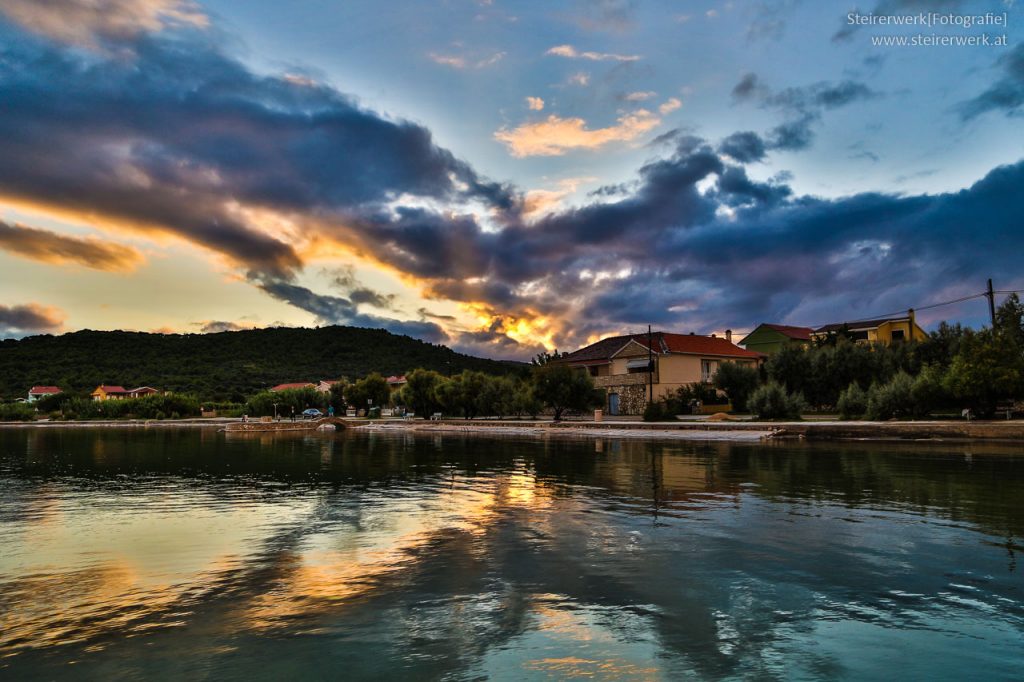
[701,294,1024,419]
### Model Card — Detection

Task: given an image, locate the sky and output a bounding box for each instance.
[0,0,1022,359]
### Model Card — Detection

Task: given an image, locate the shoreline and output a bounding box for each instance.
[1,416,1022,442]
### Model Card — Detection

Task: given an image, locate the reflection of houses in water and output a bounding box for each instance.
[586,440,742,510]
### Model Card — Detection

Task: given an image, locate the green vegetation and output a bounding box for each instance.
[52,394,201,420]
[0,326,523,402]
[243,387,327,418]
[0,402,36,421]
[748,381,807,420]
[530,362,603,421]
[712,362,760,412]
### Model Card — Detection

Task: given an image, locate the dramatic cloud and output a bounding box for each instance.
[0,220,144,271]
[545,44,641,61]
[0,0,207,49]
[255,278,448,343]
[494,110,660,156]
[718,131,768,163]
[958,43,1024,120]
[0,302,65,338]
[731,73,879,151]
[0,5,1020,359]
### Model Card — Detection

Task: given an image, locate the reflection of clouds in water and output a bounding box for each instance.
[1,430,1023,679]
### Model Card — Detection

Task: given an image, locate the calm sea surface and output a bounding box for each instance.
[1,427,1022,680]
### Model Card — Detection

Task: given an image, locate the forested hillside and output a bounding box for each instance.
[0,326,524,401]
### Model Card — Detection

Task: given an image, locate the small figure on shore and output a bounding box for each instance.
[328,405,335,417]
[242,414,248,423]
[291,406,296,422]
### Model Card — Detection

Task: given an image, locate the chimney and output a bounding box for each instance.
[726,329,733,343]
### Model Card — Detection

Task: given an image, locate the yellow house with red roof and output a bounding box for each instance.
[562,331,763,415]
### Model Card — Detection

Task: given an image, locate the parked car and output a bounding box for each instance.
[301,408,323,419]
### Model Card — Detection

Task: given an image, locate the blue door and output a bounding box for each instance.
[608,393,620,416]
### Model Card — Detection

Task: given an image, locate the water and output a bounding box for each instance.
[1,428,1022,681]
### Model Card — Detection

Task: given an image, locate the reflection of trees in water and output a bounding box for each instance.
[2,429,1024,678]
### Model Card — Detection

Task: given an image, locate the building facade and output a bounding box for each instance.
[738,324,813,355]
[562,332,764,416]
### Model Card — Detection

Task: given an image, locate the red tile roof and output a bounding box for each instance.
[270,382,315,392]
[29,386,62,394]
[761,324,814,341]
[386,375,407,385]
[94,385,128,394]
[564,331,762,363]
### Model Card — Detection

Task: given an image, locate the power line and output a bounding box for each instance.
[807,290,991,331]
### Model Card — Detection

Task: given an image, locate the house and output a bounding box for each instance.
[315,380,343,393]
[811,311,927,345]
[739,324,814,355]
[562,331,764,416]
[92,385,129,401]
[91,385,163,401]
[27,386,62,403]
[386,375,407,390]
[270,382,315,392]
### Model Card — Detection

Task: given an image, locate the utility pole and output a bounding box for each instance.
[987,278,997,328]
[647,324,654,405]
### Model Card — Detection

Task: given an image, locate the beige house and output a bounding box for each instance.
[562,331,764,415]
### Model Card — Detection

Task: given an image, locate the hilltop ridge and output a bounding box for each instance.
[0,326,524,401]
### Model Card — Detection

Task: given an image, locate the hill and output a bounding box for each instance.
[0,326,525,401]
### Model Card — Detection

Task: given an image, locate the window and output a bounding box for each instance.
[626,359,653,374]
[588,366,599,377]
[701,359,719,383]
[890,329,905,341]
[851,330,869,341]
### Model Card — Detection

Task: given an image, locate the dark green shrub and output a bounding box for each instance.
[643,401,668,422]
[865,372,915,420]
[0,402,36,421]
[713,362,761,412]
[837,382,868,420]
[748,381,806,420]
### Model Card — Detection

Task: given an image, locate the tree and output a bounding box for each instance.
[328,380,349,413]
[748,381,806,420]
[712,362,760,412]
[343,373,391,412]
[944,328,1024,417]
[397,369,443,418]
[531,363,602,421]
[510,378,542,419]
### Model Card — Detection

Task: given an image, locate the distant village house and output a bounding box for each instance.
[91,385,161,401]
[27,386,62,403]
[811,312,927,345]
[739,324,814,355]
[562,331,763,416]
[270,382,315,392]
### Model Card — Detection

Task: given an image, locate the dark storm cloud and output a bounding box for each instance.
[255,278,448,343]
[198,320,247,333]
[1,6,1021,356]
[718,131,768,163]
[0,303,64,337]
[0,220,143,270]
[958,43,1024,120]
[0,19,513,280]
[730,74,878,153]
